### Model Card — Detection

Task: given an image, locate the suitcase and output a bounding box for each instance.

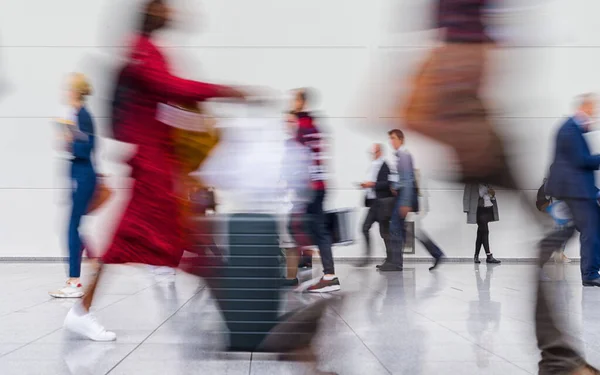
[325,208,355,246]
[215,213,283,351]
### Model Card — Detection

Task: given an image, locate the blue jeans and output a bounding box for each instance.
[389,199,406,267]
[68,161,97,278]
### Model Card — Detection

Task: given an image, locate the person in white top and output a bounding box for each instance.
[357,143,394,267]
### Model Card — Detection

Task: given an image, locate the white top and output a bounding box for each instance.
[479,184,493,208]
[365,157,384,199]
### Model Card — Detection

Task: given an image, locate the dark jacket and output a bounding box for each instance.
[365,162,394,207]
[546,117,600,200]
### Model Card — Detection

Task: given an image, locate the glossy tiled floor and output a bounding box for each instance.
[1,261,599,375]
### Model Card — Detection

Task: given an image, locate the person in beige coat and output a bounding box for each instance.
[463,183,501,264]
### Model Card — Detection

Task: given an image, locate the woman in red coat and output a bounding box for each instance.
[63,0,244,341]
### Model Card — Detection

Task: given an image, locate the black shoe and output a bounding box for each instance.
[378,263,403,272]
[306,277,341,293]
[474,257,481,264]
[282,278,299,287]
[486,255,501,264]
[429,256,444,271]
[583,279,600,287]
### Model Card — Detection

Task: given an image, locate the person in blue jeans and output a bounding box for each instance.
[50,73,97,298]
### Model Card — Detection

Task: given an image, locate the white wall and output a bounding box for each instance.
[0,0,597,259]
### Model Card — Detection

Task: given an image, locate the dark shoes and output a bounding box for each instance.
[378,262,403,272]
[282,278,299,287]
[582,278,600,287]
[429,256,444,271]
[476,254,501,264]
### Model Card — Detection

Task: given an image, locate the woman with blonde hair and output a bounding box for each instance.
[50,73,97,298]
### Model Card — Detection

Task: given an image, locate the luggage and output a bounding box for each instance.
[325,208,355,246]
[215,213,283,351]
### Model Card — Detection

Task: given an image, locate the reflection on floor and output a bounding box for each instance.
[0,262,599,374]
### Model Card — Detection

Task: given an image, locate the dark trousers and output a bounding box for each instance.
[389,198,405,267]
[564,199,600,281]
[306,190,334,275]
[536,224,585,374]
[475,206,494,257]
[68,161,97,278]
[415,230,444,260]
[362,200,392,260]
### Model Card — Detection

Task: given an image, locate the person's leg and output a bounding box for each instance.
[378,212,392,264]
[565,199,600,282]
[536,263,587,374]
[415,228,444,270]
[307,190,334,276]
[362,205,377,258]
[382,200,404,271]
[51,165,96,299]
[475,222,484,263]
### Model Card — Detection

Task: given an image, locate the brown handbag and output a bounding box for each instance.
[87,175,113,213]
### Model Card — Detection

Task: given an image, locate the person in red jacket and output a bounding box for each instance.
[62,0,245,341]
[292,88,340,293]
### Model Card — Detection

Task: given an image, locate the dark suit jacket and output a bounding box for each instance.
[365,162,394,207]
[546,117,600,200]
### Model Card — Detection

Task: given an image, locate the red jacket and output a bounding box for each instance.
[295,112,327,191]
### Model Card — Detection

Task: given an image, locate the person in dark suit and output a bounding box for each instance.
[545,93,600,287]
[357,144,395,266]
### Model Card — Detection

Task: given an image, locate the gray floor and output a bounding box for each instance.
[1,262,599,375]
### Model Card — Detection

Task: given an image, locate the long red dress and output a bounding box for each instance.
[102,34,229,267]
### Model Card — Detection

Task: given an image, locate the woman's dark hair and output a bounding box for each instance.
[140,0,167,35]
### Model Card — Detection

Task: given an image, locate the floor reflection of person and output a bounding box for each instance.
[467,264,501,369]
[62,0,245,342]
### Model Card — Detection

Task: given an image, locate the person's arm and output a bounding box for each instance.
[131,43,243,103]
[563,125,600,170]
[72,111,95,160]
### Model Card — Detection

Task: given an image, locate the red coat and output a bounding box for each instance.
[102,34,229,267]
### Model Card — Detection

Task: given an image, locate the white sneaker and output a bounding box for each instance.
[64,306,116,342]
[49,281,84,298]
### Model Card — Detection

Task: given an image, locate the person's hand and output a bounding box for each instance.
[399,206,411,218]
[361,181,375,188]
[488,187,496,197]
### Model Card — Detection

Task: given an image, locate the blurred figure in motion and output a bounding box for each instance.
[383,129,444,271]
[62,0,244,341]
[281,111,312,287]
[400,2,599,370]
[380,129,415,272]
[49,73,97,299]
[402,0,515,188]
[463,183,501,264]
[358,143,394,267]
[291,88,340,293]
[536,94,600,374]
[544,94,600,287]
